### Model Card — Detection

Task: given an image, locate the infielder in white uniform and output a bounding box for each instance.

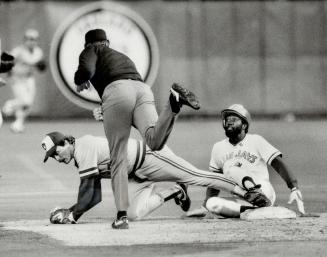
[42,131,270,225]
[2,29,46,133]
[187,104,305,218]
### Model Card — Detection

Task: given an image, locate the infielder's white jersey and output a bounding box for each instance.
[209,134,281,182]
[74,135,142,179]
[11,45,43,78]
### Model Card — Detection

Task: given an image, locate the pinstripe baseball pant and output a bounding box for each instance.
[135,145,238,193]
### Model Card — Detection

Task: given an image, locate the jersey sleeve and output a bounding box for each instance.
[74,47,97,85]
[255,135,281,165]
[69,176,102,221]
[75,137,100,178]
[209,143,223,173]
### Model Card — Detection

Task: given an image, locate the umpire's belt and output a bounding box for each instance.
[128,140,147,182]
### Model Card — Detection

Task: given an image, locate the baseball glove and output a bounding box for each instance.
[35,60,47,72]
[244,186,271,207]
[0,52,15,73]
[49,207,76,224]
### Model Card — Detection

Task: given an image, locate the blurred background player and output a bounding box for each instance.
[187,104,305,218]
[2,29,46,133]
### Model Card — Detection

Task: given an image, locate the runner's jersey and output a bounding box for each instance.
[209,134,281,181]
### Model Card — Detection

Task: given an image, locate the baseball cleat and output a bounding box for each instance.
[174,183,191,212]
[112,216,129,229]
[170,83,200,110]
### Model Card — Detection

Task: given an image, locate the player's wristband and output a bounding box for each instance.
[291,187,298,192]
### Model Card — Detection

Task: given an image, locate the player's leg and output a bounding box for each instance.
[133,81,177,151]
[137,146,243,195]
[129,182,184,220]
[2,79,23,118]
[205,182,275,218]
[2,98,18,117]
[11,108,26,133]
[2,98,22,132]
[102,81,136,228]
[133,82,200,151]
[9,79,31,132]
[16,77,36,130]
[129,182,159,220]
[205,197,255,218]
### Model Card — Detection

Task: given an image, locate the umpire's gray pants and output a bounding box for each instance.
[102,80,176,211]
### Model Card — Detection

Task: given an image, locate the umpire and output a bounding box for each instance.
[74,29,200,229]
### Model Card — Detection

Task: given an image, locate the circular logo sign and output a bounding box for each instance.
[50,2,159,110]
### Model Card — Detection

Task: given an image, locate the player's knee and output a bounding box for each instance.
[129,193,163,220]
[129,205,149,221]
[206,197,223,213]
[206,197,240,218]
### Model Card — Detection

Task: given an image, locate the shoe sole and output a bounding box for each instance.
[171,83,200,110]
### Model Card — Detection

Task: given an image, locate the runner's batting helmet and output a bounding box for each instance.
[221,104,251,132]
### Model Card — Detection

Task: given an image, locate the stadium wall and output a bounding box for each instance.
[0,1,326,118]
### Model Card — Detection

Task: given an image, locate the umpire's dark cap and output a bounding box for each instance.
[85,29,108,44]
[41,131,65,162]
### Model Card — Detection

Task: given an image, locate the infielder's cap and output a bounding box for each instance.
[41,131,65,162]
[221,104,251,125]
[85,29,108,44]
[24,29,39,40]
